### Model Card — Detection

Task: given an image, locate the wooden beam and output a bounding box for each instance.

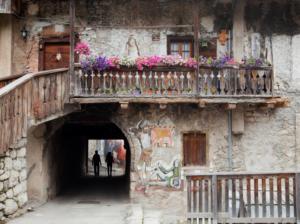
[224,103,236,110]
[296,173,300,224]
[119,102,129,110]
[159,103,167,110]
[193,0,200,94]
[68,0,75,99]
[198,100,206,108]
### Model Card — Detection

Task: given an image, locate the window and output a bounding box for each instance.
[167,35,217,59]
[183,132,206,166]
[167,36,194,59]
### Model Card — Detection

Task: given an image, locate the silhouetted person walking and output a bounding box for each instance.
[105,152,114,177]
[92,150,101,176]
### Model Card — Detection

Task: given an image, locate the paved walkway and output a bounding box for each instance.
[8,177,149,224]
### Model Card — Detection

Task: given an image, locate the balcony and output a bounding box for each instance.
[71,64,284,107]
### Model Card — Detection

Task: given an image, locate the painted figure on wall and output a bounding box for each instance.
[151,127,174,148]
[150,158,181,188]
[125,35,140,59]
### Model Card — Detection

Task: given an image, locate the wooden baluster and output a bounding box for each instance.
[154,72,158,95]
[210,71,216,95]
[295,173,300,224]
[128,72,133,94]
[204,178,209,212]
[121,72,126,94]
[180,72,184,94]
[142,71,146,94]
[212,175,218,224]
[239,177,246,217]
[148,71,153,95]
[109,72,113,94]
[91,71,95,95]
[115,72,120,94]
[187,177,191,213]
[225,178,229,213]
[277,176,282,217]
[217,178,222,213]
[187,72,192,94]
[269,177,274,217]
[193,179,197,213]
[262,176,267,217]
[239,70,246,95]
[251,70,257,95]
[84,73,88,95]
[173,72,179,95]
[254,177,259,217]
[246,177,252,217]
[232,178,237,217]
[217,71,221,95]
[285,176,290,217]
[266,70,272,95]
[134,71,140,95]
[103,72,107,94]
[160,72,165,95]
[199,178,203,213]
[167,72,172,95]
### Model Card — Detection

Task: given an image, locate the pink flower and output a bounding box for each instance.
[108,56,120,68]
[75,42,90,56]
[184,58,198,68]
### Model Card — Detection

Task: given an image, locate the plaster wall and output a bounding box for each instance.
[0,14,12,77]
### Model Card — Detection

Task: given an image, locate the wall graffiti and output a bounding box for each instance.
[151,127,174,148]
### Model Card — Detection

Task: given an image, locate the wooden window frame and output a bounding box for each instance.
[167,35,194,58]
[182,131,208,167]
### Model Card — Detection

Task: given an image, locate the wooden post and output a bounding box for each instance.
[296,173,300,224]
[68,0,75,100]
[212,175,218,224]
[193,0,199,94]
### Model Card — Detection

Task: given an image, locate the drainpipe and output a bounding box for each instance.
[227,110,233,171]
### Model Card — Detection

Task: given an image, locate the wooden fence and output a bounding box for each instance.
[0,68,68,154]
[186,173,300,224]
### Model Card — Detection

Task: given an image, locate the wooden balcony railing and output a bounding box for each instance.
[73,65,274,99]
[0,68,68,154]
[186,172,300,224]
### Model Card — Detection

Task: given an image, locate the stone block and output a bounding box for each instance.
[6,190,13,199]
[4,199,18,216]
[17,193,27,208]
[19,170,26,182]
[0,194,6,203]
[0,203,4,211]
[10,151,16,159]
[8,171,19,188]
[17,148,26,158]
[13,184,22,196]
[0,173,9,181]
[4,158,12,171]
[12,160,21,171]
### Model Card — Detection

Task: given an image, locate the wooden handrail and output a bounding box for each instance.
[0,68,68,98]
[0,68,69,154]
[0,73,26,82]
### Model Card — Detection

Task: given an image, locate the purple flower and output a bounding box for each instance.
[93,56,109,71]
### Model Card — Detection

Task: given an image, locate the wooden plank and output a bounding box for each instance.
[246,177,252,217]
[218,217,296,223]
[187,177,192,213]
[295,173,300,224]
[269,177,274,217]
[277,176,282,217]
[239,178,246,217]
[285,176,290,217]
[212,175,218,224]
[199,179,203,212]
[254,177,259,217]
[232,178,236,217]
[262,176,266,217]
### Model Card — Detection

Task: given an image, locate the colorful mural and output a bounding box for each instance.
[131,118,181,191]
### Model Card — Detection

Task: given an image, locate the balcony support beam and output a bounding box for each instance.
[120,102,129,110]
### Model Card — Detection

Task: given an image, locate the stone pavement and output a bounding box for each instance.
[7,177,162,224]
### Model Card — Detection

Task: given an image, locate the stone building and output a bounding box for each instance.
[0,0,300,223]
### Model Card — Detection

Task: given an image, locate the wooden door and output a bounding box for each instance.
[42,42,70,70]
[183,132,206,166]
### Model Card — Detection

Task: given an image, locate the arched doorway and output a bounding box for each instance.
[27,118,131,205]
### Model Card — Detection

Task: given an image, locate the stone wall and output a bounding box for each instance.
[0,138,27,221]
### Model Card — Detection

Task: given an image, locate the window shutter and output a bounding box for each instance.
[183,133,206,166]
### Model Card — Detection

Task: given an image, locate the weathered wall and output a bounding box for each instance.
[0,14,12,77]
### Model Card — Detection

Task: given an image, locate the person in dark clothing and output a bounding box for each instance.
[92,150,101,176]
[105,152,114,177]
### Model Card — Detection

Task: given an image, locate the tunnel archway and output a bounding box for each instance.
[27,118,132,205]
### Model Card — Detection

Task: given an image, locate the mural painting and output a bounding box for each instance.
[130,118,181,191]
